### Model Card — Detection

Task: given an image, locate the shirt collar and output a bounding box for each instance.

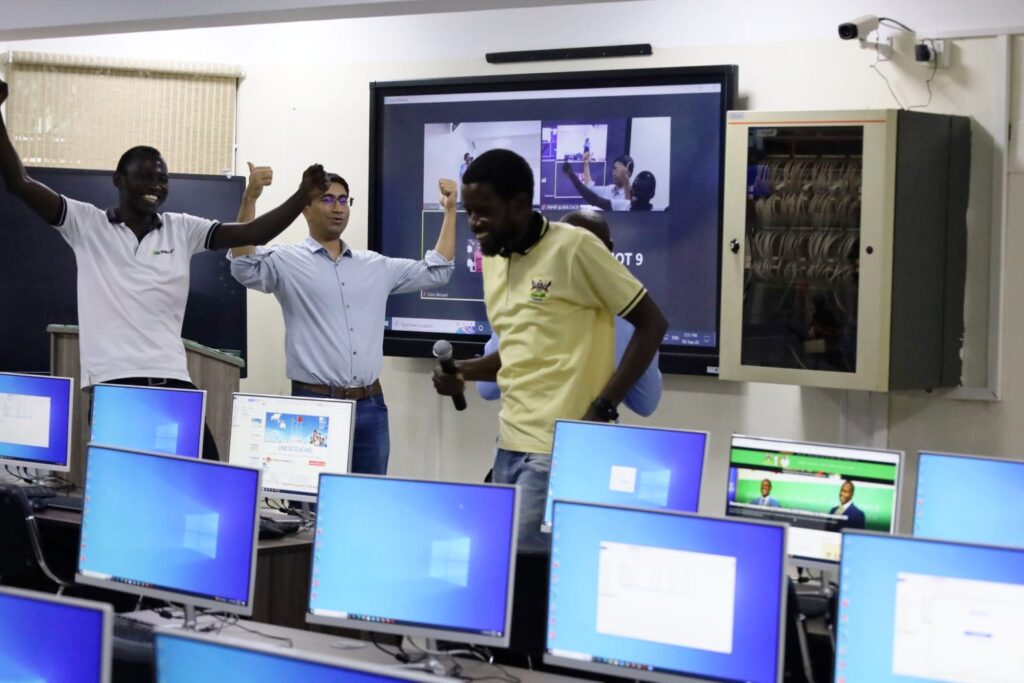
[105,207,163,229]
[303,235,352,257]
[503,212,549,258]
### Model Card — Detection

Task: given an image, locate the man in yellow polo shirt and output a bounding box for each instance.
[433,149,667,553]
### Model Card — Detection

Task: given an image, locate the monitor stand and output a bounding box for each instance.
[395,639,462,678]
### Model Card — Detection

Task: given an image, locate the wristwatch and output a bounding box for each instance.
[591,396,619,422]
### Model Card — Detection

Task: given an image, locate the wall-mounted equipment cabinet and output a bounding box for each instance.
[720,109,970,391]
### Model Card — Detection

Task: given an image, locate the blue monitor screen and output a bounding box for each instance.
[0,372,73,469]
[835,532,1024,682]
[544,420,706,528]
[155,632,430,682]
[914,451,1024,547]
[308,475,517,642]
[0,589,106,682]
[546,501,785,683]
[77,446,259,609]
[90,383,205,457]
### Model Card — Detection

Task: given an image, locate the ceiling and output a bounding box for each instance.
[0,0,636,40]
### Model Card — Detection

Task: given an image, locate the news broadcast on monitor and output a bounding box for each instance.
[0,586,112,683]
[835,531,1024,683]
[370,66,737,375]
[545,501,786,683]
[543,420,707,529]
[228,393,355,502]
[76,445,261,616]
[307,474,518,647]
[90,383,205,458]
[913,450,1024,547]
[725,434,902,567]
[0,371,74,472]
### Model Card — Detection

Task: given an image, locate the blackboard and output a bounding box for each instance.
[0,167,247,376]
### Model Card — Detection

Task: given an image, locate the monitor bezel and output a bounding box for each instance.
[0,585,113,683]
[75,444,261,617]
[0,371,74,473]
[89,383,207,458]
[912,449,1024,538]
[154,629,439,682]
[725,433,905,571]
[834,528,1024,683]
[369,65,739,376]
[305,472,520,648]
[543,500,788,683]
[542,419,710,530]
[228,392,356,503]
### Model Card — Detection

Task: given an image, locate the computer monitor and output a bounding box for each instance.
[155,630,437,683]
[545,501,787,683]
[307,474,518,647]
[90,383,206,457]
[835,531,1024,682]
[0,586,112,683]
[75,445,261,617]
[543,420,708,530]
[0,371,73,473]
[725,434,903,568]
[228,392,355,502]
[913,450,1024,547]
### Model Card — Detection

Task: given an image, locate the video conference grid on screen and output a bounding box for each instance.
[0,587,110,683]
[0,371,73,471]
[913,451,1024,548]
[835,532,1024,683]
[90,383,206,458]
[76,445,261,614]
[376,77,727,356]
[543,420,707,529]
[307,474,518,647]
[545,501,786,683]
[726,435,901,566]
[228,393,355,502]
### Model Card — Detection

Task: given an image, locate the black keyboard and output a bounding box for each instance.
[114,615,155,643]
[19,485,57,499]
[47,495,84,511]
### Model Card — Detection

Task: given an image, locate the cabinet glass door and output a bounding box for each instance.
[740,126,863,373]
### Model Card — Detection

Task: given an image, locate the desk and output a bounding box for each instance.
[34,508,314,628]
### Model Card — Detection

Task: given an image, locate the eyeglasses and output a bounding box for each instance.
[320,195,354,207]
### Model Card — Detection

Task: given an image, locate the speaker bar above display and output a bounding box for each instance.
[486,43,652,64]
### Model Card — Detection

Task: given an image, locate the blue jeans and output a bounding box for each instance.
[291,389,391,475]
[494,448,551,554]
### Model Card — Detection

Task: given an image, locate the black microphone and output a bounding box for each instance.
[432,340,467,411]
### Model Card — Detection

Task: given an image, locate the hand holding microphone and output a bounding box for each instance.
[432,340,467,411]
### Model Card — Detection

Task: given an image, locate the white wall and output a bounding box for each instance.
[3,2,1022,529]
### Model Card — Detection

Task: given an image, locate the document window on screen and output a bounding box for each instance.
[0,392,51,448]
[595,541,736,654]
[892,572,1024,683]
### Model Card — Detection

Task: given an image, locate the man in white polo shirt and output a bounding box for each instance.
[0,78,329,460]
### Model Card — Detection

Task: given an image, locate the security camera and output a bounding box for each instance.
[838,15,880,40]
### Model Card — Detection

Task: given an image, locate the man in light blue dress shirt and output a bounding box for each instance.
[230,164,457,474]
[476,209,662,416]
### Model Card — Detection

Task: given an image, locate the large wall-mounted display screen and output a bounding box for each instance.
[370,66,737,375]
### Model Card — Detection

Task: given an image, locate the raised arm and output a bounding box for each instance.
[581,150,593,185]
[210,164,327,250]
[583,294,668,421]
[562,159,611,211]
[230,162,274,258]
[0,79,63,224]
[433,178,457,261]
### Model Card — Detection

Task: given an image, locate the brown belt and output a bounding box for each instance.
[291,379,382,401]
